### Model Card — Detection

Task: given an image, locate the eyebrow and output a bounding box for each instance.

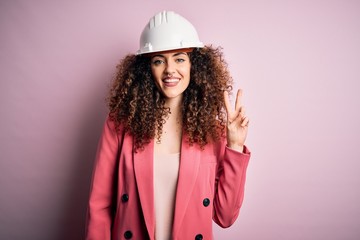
[151,52,188,58]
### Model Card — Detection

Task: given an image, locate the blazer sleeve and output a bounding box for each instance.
[85,117,120,240]
[212,144,251,228]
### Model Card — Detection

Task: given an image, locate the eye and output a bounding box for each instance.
[152,59,164,65]
[175,58,185,63]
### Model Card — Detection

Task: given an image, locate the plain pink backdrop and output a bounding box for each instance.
[1,0,360,239]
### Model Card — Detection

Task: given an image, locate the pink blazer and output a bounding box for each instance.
[85,117,250,240]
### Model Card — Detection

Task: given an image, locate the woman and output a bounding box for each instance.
[86,11,251,240]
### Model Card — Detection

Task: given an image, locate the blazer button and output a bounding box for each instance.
[203,198,210,207]
[124,230,133,239]
[121,194,129,202]
[195,234,203,240]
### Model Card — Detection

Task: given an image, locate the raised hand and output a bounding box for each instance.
[223,89,249,152]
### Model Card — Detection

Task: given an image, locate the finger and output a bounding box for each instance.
[241,116,249,127]
[231,106,245,124]
[223,90,232,116]
[239,106,246,118]
[235,89,243,112]
[232,111,244,125]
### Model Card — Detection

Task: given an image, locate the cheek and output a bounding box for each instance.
[151,76,163,94]
[151,68,161,83]
[180,64,191,77]
[150,67,157,79]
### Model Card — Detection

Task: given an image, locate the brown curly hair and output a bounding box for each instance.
[107,46,233,151]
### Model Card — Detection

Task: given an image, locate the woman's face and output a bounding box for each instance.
[150,50,191,102]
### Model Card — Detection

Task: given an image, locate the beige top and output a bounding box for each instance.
[153,152,180,240]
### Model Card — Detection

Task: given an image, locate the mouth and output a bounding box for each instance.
[162,77,180,87]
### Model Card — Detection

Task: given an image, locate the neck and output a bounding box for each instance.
[164,95,183,117]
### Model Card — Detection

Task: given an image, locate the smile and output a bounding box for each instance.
[163,77,180,83]
[162,77,180,87]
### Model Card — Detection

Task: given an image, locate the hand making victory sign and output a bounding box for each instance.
[224,89,249,152]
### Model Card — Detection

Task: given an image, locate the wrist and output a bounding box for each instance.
[227,144,244,153]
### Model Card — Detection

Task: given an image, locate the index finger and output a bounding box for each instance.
[235,89,243,112]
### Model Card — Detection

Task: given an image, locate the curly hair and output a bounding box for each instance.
[107,46,233,151]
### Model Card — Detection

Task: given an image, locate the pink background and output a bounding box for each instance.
[1,0,360,239]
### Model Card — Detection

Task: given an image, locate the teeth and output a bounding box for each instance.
[163,78,180,83]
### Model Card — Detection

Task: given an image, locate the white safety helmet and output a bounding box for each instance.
[136,11,204,55]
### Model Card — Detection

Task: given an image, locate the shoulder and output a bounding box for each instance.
[102,114,126,139]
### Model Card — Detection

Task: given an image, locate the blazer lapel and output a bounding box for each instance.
[134,140,155,239]
[172,136,200,238]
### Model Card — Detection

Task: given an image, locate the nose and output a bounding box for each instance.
[165,60,175,76]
